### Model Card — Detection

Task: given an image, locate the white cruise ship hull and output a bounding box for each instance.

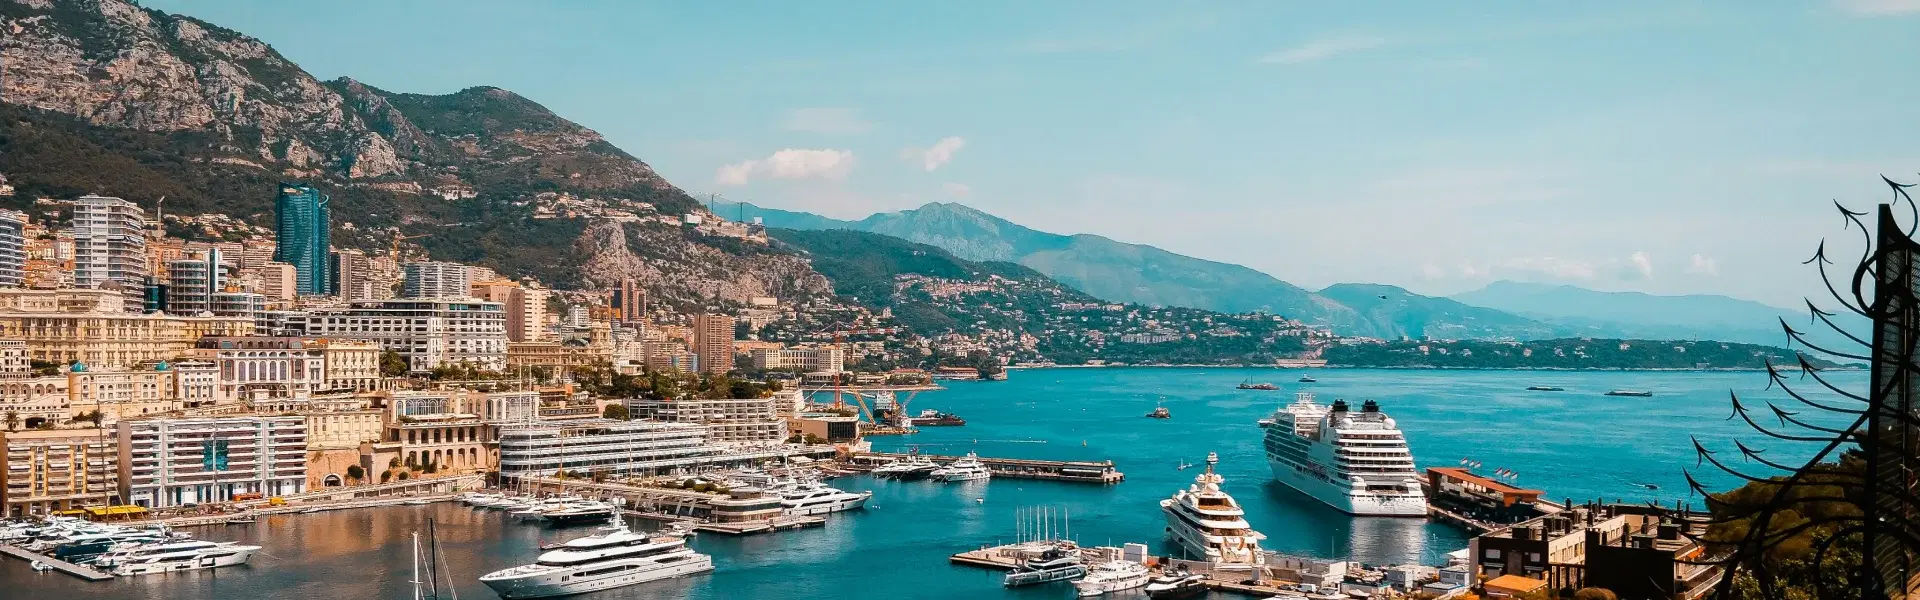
[481,554,714,599]
[112,546,260,576]
[1265,458,1427,517]
[783,494,868,515]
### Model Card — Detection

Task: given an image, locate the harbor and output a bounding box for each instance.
[850,452,1126,484]
[0,369,1841,600]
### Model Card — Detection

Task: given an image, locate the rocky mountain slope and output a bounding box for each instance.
[0,0,827,308]
[1317,283,1569,340]
[1450,280,1868,348]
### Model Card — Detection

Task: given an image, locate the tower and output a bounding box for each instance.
[272,182,332,296]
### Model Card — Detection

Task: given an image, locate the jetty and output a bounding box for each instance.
[693,515,825,535]
[853,452,1124,484]
[0,543,114,581]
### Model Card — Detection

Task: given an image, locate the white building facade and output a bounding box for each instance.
[117,416,308,508]
[301,300,508,372]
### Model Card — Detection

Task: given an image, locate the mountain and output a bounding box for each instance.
[767,228,1316,366]
[1449,281,1868,348]
[1317,283,1569,340]
[0,0,830,308]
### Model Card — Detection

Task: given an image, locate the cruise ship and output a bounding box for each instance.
[1258,393,1428,517]
[1158,452,1266,569]
[478,523,713,598]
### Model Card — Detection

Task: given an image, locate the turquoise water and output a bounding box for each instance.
[4,368,1863,600]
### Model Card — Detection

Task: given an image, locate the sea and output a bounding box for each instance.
[3,367,1866,600]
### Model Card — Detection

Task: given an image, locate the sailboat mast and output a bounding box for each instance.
[412,532,423,600]
[426,519,441,600]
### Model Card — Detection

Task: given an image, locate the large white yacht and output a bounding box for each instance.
[1074,560,1153,596]
[109,541,262,576]
[1158,452,1267,569]
[931,452,992,482]
[1258,393,1428,517]
[773,481,872,515]
[478,523,712,598]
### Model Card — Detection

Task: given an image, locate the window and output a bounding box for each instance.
[1483,549,1502,560]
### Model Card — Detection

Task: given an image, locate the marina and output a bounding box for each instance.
[852,452,1126,484]
[0,368,1858,600]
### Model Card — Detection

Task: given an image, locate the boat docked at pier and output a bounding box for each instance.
[910,409,967,426]
[1003,545,1088,587]
[1159,452,1267,569]
[931,452,993,482]
[109,541,262,576]
[1074,560,1153,596]
[1143,570,1209,599]
[478,522,713,599]
[1258,393,1427,517]
[872,453,940,480]
[773,481,871,515]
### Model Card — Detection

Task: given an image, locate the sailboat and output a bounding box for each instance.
[411,519,454,600]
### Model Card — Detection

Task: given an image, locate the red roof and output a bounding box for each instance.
[1429,467,1543,496]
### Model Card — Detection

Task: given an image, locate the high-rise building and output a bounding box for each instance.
[402,261,471,299]
[71,195,148,290]
[692,314,737,374]
[165,248,224,316]
[330,249,371,300]
[0,209,24,288]
[3,429,120,517]
[472,279,537,342]
[521,283,551,342]
[301,299,508,372]
[259,261,298,302]
[272,182,331,296]
[612,278,645,323]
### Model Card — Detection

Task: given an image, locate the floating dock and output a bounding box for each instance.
[855,452,1124,484]
[0,543,114,581]
[693,515,825,536]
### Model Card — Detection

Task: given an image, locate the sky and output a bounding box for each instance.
[145,0,1920,307]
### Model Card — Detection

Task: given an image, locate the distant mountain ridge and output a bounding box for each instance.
[725,199,1570,340]
[1449,281,1868,348]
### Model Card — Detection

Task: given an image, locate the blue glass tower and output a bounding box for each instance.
[273,182,332,296]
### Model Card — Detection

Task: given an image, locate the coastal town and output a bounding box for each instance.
[0,186,1734,599]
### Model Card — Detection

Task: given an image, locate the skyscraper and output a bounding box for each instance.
[692,314,736,374]
[612,278,645,323]
[71,195,148,290]
[0,209,24,288]
[166,248,224,315]
[272,182,331,296]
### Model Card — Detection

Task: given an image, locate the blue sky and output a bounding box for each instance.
[147,0,1920,307]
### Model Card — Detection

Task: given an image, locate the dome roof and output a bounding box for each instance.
[69,361,87,373]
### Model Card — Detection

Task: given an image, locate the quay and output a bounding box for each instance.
[0,543,114,581]
[854,452,1124,484]
[693,515,825,535]
[158,493,459,527]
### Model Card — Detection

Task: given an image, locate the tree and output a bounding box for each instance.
[346,465,366,481]
[86,410,104,429]
[4,410,18,432]
[397,471,410,481]
[602,404,629,420]
[1571,588,1616,600]
[530,365,555,384]
[379,350,410,377]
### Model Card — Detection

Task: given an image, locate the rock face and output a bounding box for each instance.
[0,0,818,306]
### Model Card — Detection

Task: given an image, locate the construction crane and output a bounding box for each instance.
[390,233,429,261]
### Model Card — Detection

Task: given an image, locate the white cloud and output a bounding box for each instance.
[901,136,967,171]
[1688,253,1719,275]
[1421,264,1447,279]
[1834,0,1920,16]
[1628,251,1655,281]
[714,149,856,186]
[783,108,874,134]
[942,182,971,197]
[1499,257,1597,279]
[1258,35,1389,65]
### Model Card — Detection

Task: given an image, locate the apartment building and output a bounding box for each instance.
[0,209,25,288]
[692,314,736,374]
[0,308,252,368]
[188,337,328,404]
[495,420,726,480]
[748,345,846,373]
[1470,503,1723,600]
[402,261,471,299]
[165,248,226,315]
[626,395,786,446]
[313,339,383,392]
[0,340,28,380]
[301,299,508,372]
[71,195,148,290]
[1,428,120,518]
[117,416,309,508]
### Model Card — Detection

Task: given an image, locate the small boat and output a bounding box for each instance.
[298,507,324,514]
[1236,379,1279,391]
[1605,390,1654,397]
[403,499,433,506]
[30,560,52,572]
[910,409,967,426]
[1146,406,1171,419]
[1525,386,1564,391]
[931,452,993,483]
[1143,570,1208,599]
[1297,376,1317,383]
[1003,546,1088,587]
[225,516,257,525]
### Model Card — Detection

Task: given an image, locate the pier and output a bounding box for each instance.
[854,452,1125,484]
[693,515,825,535]
[0,544,114,580]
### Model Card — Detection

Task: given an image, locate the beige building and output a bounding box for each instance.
[0,287,130,313]
[0,375,71,429]
[472,279,549,343]
[259,261,299,302]
[0,307,252,368]
[68,364,181,421]
[692,314,736,374]
[0,340,28,379]
[313,339,383,392]
[626,395,785,446]
[1,428,120,518]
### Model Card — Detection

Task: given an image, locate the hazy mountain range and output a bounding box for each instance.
[722,199,1857,346]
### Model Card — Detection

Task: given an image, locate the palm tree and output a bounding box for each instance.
[3,410,17,433]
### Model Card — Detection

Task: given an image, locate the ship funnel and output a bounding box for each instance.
[1330,399,1349,413]
[1361,400,1380,413]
